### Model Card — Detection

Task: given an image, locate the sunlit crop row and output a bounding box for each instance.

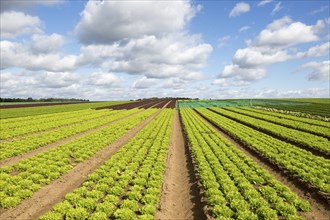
[210,108,330,154]
[0,109,158,208]
[224,107,330,138]
[39,109,174,220]
[0,109,116,140]
[0,109,142,160]
[181,108,311,219]
[197,108,330,194]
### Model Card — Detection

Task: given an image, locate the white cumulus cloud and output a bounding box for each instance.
[257,16,319,47]
[88,72,121,87]
[30,34,64,54]
[300,60,330,81]
[75,0,201,44]
[296,42,330,58]
[1,40,77,71]
[77,34,212,80]
[0,11,43,38]
[216,16,328,87]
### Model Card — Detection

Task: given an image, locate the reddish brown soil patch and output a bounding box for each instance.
[157,110,205,220]
[166,99,177,109]
[0,108,165,220]
[96,100,155,110]
[0,102,91,109]
[96,99,177,110]
[195,110,330,219]
[152,100,168,109]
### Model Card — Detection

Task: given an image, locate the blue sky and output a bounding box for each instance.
[0,0,329,100]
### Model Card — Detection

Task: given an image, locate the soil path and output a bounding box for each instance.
[197,112,330,220]
[156,110,205,220]
[0,109,146,168]
[0,108,165,220]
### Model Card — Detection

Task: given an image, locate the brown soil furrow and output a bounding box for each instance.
[156,110,205,220]
[196,110,330,220]
[0,107,165,220]
[0,109,145,168]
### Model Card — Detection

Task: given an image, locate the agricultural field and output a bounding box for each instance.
[0,99,329,220]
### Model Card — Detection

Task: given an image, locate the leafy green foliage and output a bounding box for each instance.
[1,109,158,208]
[38,109,174,219]
[196,107,329,195]
[180,108,312,219]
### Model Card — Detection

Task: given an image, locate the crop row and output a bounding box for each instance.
[1,108,90,125]
[196,108,330,194]
[0,109,118,140]
[263,104,330,118]
[39,109,174,220]
[0,108,158,208]
[0,109,142,161]
[0,101,126,119]
[210,108,330,155]
[247,107,329,127]
[181,108,310,219]
[224,108,330,139]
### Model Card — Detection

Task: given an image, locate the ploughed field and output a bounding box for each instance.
[0,99,329,220]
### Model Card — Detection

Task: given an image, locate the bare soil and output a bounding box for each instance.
[156,110,205,220]
[96,99,177,110]
[166,100,177,109]
[0,108,165,220]
[196,110,330,220]
[96,100,157,110]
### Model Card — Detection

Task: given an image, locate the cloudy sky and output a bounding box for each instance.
[0,0,329,100]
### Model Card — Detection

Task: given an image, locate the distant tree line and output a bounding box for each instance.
[0,97,89,102]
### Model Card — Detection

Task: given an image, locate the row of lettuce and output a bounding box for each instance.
[0,108,159,208]
[39,109,174,220]
[222,107,329,138]
[209,108,329,155]
[0,101,127,119]
[195,108,330,195]
[181,108,311,219]
[1,109,119,140]
[0,108,144,160]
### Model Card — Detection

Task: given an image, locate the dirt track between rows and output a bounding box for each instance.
[156,110,205,220]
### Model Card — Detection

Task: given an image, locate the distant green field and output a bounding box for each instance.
[178,98,330,118]
[271,98,330,104]
[0,101,128,119]
[0,102,71,106]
